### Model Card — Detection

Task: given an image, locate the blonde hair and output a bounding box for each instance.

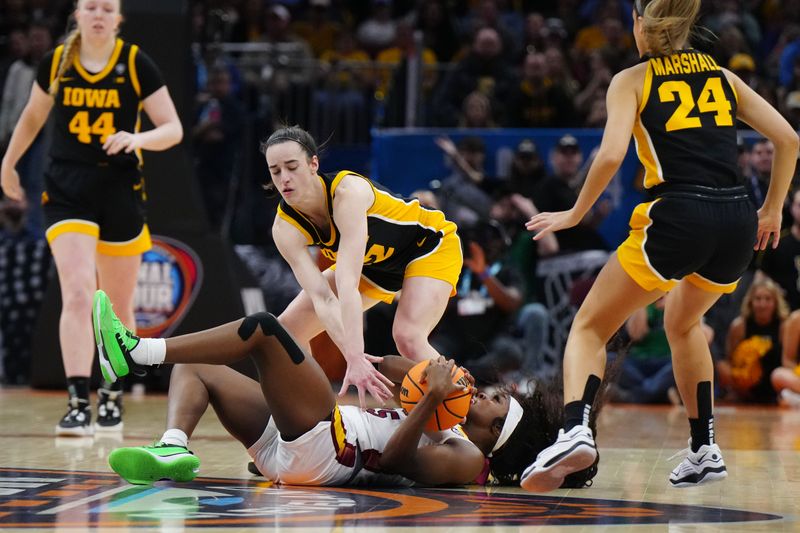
[49,0,123,97]
[49,28,81,97]
[740,278,790,323]
[638,0,701,56]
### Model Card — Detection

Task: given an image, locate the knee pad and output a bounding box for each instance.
[237,312,305,365]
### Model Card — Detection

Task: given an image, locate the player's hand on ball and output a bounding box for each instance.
[421,357,463,401]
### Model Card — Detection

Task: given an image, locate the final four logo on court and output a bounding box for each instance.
[135,236,203,338]
[0,468,782,528]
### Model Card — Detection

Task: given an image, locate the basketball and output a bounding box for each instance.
[400,360,473,431]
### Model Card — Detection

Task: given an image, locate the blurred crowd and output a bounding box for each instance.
[2,0,800,407]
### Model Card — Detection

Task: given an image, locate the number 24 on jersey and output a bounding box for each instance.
[658,77,733,132]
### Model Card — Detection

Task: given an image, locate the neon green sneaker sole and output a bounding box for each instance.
[109,445,200,485]
[93,290,134,382]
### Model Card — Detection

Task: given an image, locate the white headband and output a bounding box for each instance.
[490,396,523,456]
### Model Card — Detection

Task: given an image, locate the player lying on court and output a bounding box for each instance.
[92,290,604,487]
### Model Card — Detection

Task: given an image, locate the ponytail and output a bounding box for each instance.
[638,0,701,56]
[49,28,81,97]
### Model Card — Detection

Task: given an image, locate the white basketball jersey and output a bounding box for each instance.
[338,405,473,486]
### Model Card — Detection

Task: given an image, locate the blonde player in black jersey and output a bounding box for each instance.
[264,126,462,408]
[0,0,182,436]
[521,0,798,491]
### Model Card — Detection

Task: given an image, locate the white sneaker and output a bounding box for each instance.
[520,425,597,492]
[780,388,800,408]
[668,442,727,487]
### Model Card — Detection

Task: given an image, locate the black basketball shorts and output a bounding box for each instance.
[618,186,757,294]
[42,160,151,256]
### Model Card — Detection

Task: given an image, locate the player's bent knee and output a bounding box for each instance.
[238,312,305,365]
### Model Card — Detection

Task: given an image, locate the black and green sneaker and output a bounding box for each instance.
[93,290,146,383]
[109,443,200,485]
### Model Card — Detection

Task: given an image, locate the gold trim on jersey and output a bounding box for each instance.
[632,119,664,188]
[134,102,144,166]
[49,45,65,86]
[276,204,315,245]
[617,200,678,292]
[685,272,738,294]
[729,77,739,105]
[639,62,653,114]
[129,44,141,96]
[287,174,339,247]
[97,224,152,256]
[329,405,356,467]
[73,38,124,84]
[331,169,376,205]
[46,218,99,244]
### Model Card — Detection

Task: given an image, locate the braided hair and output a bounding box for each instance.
[48,28,81,97]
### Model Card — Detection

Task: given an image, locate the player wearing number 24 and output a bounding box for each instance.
[522,0,798,492]
[0,0,182,435]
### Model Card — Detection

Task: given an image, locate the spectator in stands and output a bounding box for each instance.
[505,139,547,202]
[574,50,613,125]
[462,0,521,63]
[613,298,713,404]
[703,0,762,53]
[375,20,438,99]
[544,46,579,100]
[259,4,314,88]
[777,25,800,94]
[506,52,577,128]
[736,134,750,177]
[432,26,516,127]
[411,0,458,63]
[0,28,29,124]
[230,0,266,43]
[535,134,607,251]
[573,8,634,58]
[784,91,800,129]
[490,185,559,304]
[520,13,547,57]
[356,0,397,57]
[254,4,314,126]
[717,279,788,403]
[0,28,32,153]
[459,90,497,128]
[313,31,372,143]
[192,65,245,231]
[433,135,493,228]
[745,138,774,208]
[0,196,51,384]
[430,219,548,384]
[292,0,340,58]
[713,23,751,71]
[0,21,52,237]
[772,309,800,407]
[760,190,800,310]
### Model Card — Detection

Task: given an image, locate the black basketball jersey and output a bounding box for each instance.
[36,38,165,169]
[633,49,740,190]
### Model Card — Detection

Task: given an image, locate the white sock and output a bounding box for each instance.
[129,338,166,366]
[160,428,189,448]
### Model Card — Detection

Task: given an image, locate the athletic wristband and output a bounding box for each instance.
[477,270,491,281]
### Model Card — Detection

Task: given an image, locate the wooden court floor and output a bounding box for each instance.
[1,387,798,532]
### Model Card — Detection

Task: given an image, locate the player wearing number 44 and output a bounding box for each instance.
[0,0,182,436]
[522,0,798,492]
